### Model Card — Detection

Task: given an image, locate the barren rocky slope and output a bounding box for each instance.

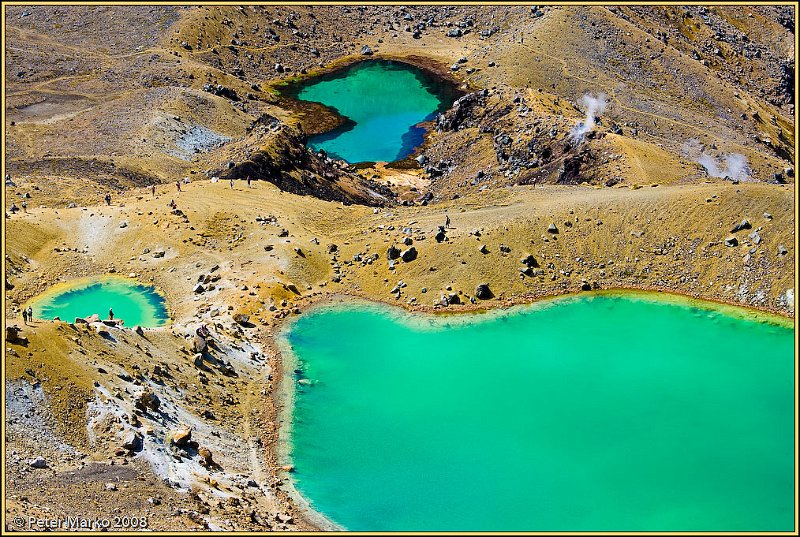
[3,4,796,532]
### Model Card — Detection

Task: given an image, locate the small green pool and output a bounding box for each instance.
[283,60,461,163]
[28,276,169,327]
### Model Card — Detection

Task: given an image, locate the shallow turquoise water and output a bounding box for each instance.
[283,294,794,531]
[286,60,458,163]
[30,277,169,327]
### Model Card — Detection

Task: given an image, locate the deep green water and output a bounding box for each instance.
[29,277,169,327]
[285,60,458,163]
[283,294,794,531]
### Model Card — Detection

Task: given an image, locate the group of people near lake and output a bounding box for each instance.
[20,306,33,325]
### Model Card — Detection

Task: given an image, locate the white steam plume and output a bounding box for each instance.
[682,138,750,181]
[570,93,608,144]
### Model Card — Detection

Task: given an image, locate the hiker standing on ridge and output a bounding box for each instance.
[104,193,111,206]
[27,306,33,323]
[176,180,182,193]
[22,308,28,325]
[230,178,235,189]
[109,308,114,321]
[247,176,252,188]
[151,184,156,197]
[445,213,451,229]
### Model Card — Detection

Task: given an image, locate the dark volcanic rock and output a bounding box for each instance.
[401,247,417,262]
[730,219,752,233]
[475,283,493,299]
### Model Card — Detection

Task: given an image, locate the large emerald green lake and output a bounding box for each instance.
[284,60,459,163]
[29,276,169,327]
[281,293,794,531]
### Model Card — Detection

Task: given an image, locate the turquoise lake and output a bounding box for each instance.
[29,277,169,327]
[282,293,795,531]
[285,60,460,163]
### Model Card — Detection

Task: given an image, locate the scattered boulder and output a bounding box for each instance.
[233,313,250,325]
[170,428,192,448]
[435,229,446,242]
[193,283,205,294]
[401,247,417,262]
[547,223,559,234]
[136,390,160,412]
[479,244,489,254]
[29,456,47,469]
[724,237,739,247]
[6,325,26,344]
[387,245,401,260]
[191,334,207,353]
[122,431,144,452]
[134,325,144,336]
[198,447,214,467]
[475,284,493,299]
[730,219,752,233]
[521,254,539,267]
[360,45,373,55]
[202,83,239,101]
[778,244,788,255]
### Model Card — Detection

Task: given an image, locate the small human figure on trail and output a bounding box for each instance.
[22,308,28,325]
[169,199,176,210]
[247,176,252,188]
[230,178,235,189]
[176,180,182,193]
[151,184,156,197]
[109,308,114,321]
[27,306,33,322]
[104,193,111,206]
[445,213,451,229]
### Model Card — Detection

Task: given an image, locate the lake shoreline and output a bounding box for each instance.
[263,285,794,531]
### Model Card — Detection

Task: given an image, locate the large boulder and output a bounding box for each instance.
[191,334,207,353]
[730,219,752,233]
[360,45,373,55]
[170,428,192,448]
[198,446,214,467]
[401,247,417,262]
[233,313,250,326]
[387,245,401,260]
[6,325,26,344]
[475,284,494,300]
[121,431,144,452]
[136,390,160,412]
